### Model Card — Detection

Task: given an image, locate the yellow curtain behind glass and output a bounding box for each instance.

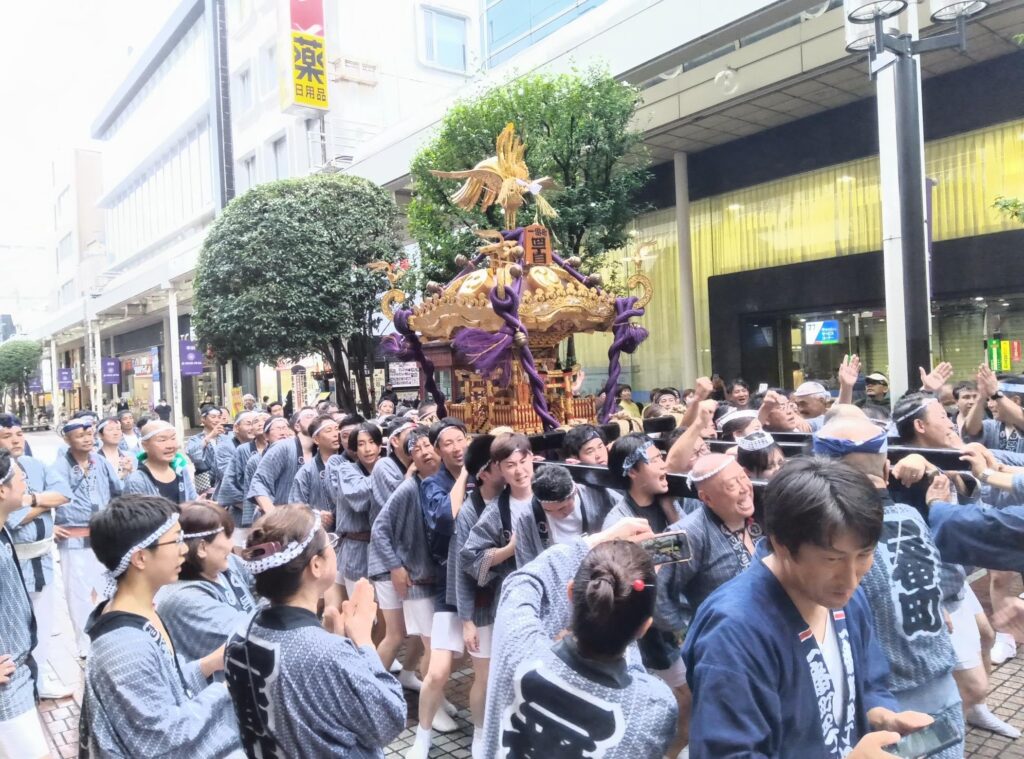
[573,208,683,397]
[573,118,1023,391]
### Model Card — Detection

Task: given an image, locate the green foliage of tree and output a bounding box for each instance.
[0,340,42,418]
[193,174,402,414]
[995,195,1024,225]
[408,67,650,288]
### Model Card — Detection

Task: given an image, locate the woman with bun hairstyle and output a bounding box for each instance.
[224,504,405,757]
[482,517,678,759]
[156,501,256,662]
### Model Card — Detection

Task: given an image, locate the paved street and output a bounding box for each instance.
[22,430,1024,758]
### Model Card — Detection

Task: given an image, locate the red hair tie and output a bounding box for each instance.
[632,579,646,592]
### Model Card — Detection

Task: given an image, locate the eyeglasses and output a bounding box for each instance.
[325,532,340,551]
[153,532,185,548]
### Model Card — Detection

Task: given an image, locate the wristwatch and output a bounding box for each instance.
[990,391,1005,401]
[980,468,996,483]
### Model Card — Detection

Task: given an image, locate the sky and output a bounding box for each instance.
[0,0,176,331]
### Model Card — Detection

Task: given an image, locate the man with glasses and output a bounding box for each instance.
[653,452,758,757]
[81,494,240,757]
[759,389,813,433]
[52,419,122,658]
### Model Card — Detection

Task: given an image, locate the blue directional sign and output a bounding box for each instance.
[805,319,841,345]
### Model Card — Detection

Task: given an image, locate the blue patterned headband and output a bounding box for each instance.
[621,438,653,476]
[812,430,888,458]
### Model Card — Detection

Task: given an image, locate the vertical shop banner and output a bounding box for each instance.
[27,376,42,393]
[1014,341,1022,363]
[291,365,307,407]
[1001,340,1012,372]
[280,0,328,113]
[151,347,161,382]
[231,386,244,417]
[101,357,120,385]
[179,340,205,377]
[57,368,73,390]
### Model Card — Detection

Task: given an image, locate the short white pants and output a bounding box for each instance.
[0,708,48,759]
[948,586,985,671]
[374,579,403,611]
[403,596,436,637]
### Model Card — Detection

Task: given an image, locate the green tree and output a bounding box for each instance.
[408,67,650,288]
[192,174,402,414]
[0,340,42,419]
[995,196,1024,225]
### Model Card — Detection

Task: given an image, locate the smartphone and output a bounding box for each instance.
[642,530,692,566]
[883,713,962,759]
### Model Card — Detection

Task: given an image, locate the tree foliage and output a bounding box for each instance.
[995,196,1024,226]
[0,340,42,387]
[408,67,650,288]
[193,174,402,413]
[0,340,42,418]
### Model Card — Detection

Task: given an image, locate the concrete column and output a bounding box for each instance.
[223,360,234,411]
[673,152,701,381]
[49,340,62,424]
[91,322,103,414]
[166,285,185,437]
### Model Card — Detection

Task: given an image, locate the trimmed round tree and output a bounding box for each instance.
[193,173,402,413]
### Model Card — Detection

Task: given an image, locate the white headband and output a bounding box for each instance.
[234,412,258,425]
[686,457,734,489]
[736,430,776,452]
[182,526,224,541]
[716,408,758,431]
[102,514,179,598]
[310,419,338,439]
[893,397,938,425]
[245,518,319,575]
[141,423,176,442]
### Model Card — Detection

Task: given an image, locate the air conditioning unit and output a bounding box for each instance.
[329,58,378,85]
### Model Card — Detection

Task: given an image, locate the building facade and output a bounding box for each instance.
[38,0,1024,419]
[341,0,1024,399]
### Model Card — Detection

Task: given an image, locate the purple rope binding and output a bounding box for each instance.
[451,227,559,430]
[599,296,649,423]
[388,309,447,416]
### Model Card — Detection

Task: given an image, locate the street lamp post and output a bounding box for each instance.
[844,0,990,401]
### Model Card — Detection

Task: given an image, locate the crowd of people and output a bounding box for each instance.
[1,357,1024,758]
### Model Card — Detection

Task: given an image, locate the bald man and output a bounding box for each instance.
[812,417,966,758]
[653,452,759,755]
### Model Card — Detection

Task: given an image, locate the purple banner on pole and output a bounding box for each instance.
[27,376,42,393]
[57,368,73,391]
[101,357,120,385]
[179,340,205,377]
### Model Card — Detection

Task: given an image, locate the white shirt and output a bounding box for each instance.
[547,501,583,545]
[820,614,847,725]
[123,433,140,451]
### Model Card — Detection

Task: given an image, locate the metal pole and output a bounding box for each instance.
[166,285,185,437]
[674,152,700,381]
[877,58,909,402]
[49,339,62,424]
[92,321,103,413]
[893,49,933,388]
